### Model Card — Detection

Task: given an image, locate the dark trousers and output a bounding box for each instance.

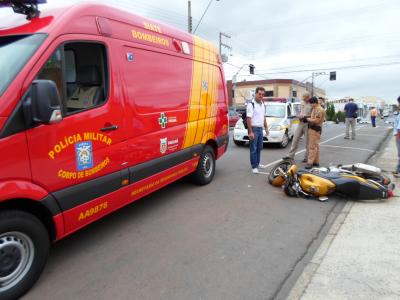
[371,116,376,127]
[249,127,263,168]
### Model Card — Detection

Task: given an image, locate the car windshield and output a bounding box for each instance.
[265,104,285,118]
[0,34,47,97]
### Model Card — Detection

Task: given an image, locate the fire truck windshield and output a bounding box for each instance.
[0,33,46,96]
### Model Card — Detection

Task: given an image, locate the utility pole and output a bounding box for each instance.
[219,32,231,56]
[188,1,192,33]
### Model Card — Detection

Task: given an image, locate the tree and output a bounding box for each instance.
[326,102,336,121]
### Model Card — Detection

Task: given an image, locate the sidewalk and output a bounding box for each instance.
[288,135,400,300]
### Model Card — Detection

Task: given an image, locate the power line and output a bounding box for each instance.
[255,54,400,73]
[254,61,400,75]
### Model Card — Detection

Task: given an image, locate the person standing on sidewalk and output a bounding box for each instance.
[247,87,268,174]
[393,97,400,177]
[370,106,378,127]
[283,92,312,162]
[344,98,358,139]
[305,96,325,169]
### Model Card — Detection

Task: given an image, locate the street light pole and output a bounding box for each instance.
[232,64,253,111]
[311,72,328,97]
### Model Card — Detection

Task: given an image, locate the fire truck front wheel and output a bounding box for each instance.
[0,210,50,300]
[191,145,216,185]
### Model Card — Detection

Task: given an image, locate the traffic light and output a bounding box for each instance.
[249,64,255,75]
[330,71,336,81]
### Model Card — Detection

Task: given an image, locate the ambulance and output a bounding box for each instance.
[0,1,228,298]
[233,97,301,148]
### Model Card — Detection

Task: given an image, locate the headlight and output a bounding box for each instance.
[269,125,282,131]
[235,119,245,130]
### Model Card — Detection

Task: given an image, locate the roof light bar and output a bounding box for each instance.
[0,0,47,20]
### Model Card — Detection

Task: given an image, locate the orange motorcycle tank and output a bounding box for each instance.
[299,173,336,196]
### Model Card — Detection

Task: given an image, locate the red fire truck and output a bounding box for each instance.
[0,1,228,298]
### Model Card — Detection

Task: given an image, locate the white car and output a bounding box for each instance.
[233,99,301,148]
[358,118,371,124]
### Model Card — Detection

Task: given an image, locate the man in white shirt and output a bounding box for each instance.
[393,96,400,177]
[247,87,269,173]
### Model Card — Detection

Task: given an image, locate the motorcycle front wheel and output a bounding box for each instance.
[268,158,295,185]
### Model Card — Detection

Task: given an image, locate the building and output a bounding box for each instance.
[327,96,386,119]
[226,79,326,107]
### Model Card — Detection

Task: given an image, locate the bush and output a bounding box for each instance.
[335,111,345,123]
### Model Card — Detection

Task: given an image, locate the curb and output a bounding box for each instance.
[286,128,393,300]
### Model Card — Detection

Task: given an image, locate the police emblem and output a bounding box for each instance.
[160,138,167,154]
[76,141,94,171]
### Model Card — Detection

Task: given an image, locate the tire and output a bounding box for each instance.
[268,159,295,184]
[279,132,289,148]
[0,210,50,300]
[233,139,246,146]
[191,145,216,185]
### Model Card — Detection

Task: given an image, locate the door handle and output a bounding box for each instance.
[100,125,119,131]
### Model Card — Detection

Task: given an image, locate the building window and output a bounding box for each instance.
[265,90,274,97]
[292,90,297,97]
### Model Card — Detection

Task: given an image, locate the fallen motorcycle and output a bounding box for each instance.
[268,159,394,200]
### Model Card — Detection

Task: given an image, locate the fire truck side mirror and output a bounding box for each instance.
[24,80,63,126]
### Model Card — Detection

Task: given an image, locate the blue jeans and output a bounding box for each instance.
[396,138,400,173]
[249,127,264,168]
[371,116,376,127]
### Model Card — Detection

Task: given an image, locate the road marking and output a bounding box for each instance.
[357,133,388,137]
[256,171,269,175]
[320,144,375,153]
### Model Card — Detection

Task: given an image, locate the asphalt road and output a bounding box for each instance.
[24,121,391,300]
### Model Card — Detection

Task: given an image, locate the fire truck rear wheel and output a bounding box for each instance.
[192,145,215,185]
[0,210,50,300]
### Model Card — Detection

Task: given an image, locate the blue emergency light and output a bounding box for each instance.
[0,0,47,19]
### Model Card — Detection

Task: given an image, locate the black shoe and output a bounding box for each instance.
[282,156,292,160]
[344,137,349,139]
[305,164,313,169]
[313,163,320,167]
[302,159,307,163]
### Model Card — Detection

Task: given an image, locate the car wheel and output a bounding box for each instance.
[0,210,50,300]
[191,145,216,185]
[279,132,289,148]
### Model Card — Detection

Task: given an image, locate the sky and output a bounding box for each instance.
[1,0,399,102]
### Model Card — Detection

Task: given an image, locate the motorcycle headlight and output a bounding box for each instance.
[269,125,282,131]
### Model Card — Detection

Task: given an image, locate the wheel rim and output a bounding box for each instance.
[0,232,34,292]
[202,153,214,178]
[281,134,289,147]
[272,162,292,177]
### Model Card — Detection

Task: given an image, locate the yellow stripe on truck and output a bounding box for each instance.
[183,36,219,148]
